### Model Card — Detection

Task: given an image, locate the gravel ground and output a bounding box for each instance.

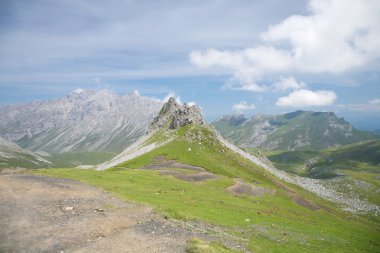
[0,169,207,253]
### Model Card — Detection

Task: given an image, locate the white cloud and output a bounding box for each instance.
[263,0,380,74]
[272,77,306,91]
[276,89,337,107]
[162,92,182,104]
[72,88,85,94]
[369,98,380,105]
[233,101,256,112]
[190,0,380,91]
[190,46,294,92]
[3,0,302,88]
[132,89,140,96]
[223,71,266,92]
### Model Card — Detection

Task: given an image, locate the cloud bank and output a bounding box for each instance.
[190,0,380,102]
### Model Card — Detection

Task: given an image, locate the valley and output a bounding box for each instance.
[2,1,380,252]
[0,96,379,253]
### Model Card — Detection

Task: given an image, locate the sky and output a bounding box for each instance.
[0,0,380,129]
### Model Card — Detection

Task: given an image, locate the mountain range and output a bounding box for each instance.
[0,89,161,154]
[213,111,378,151]
[0,90,378,171]
[35,97,380,252]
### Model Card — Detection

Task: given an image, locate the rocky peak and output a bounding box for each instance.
[149,97,204,132]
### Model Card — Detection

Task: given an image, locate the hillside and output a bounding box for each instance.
[213,111,378,151]
[0,137,52,169]
[0,89,161,153]
[264,140,380,207]
[37,98,380,252]
[265,140,380,178]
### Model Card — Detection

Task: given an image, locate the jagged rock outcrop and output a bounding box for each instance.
[149,97,204,132]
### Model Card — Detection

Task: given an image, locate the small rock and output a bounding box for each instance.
[64,206,74,211]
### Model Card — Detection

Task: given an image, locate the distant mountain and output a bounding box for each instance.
[0,90,162,153]
[213,111,378,151]
[0,137,52,169]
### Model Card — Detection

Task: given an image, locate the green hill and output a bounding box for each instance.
[35,99,379,253]
[0,137,52,169]
[265,140,380,178]
[213,111,378,151]
[264,140,380,207]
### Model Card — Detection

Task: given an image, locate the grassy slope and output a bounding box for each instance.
[265,140,380,177]
[0,141,51,169]
[0,151,116,169]
[0,153,49,169]
[34,126,380,253]
[264,140,380,207]
[48,152,116,167]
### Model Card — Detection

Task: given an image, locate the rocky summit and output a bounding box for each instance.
[149,97,204,132]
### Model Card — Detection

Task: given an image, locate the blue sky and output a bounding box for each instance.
[0,0,379,129]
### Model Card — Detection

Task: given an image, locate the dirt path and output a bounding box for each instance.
[0,170,199,253]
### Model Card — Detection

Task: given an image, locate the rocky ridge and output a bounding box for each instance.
[98,97,204,170]
[149,97,204,132]
[0,90,162,153]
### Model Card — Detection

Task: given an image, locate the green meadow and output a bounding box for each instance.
[34,126,380,252]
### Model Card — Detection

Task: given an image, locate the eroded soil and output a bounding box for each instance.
[140,155,218,182]
[226,181,273,197]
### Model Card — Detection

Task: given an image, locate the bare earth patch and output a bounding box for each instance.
[226,181,273,197]
[140,155,218,182]
[175,172,218,182]
[272,180,320,211]
[141,156,206,172]
[0,170,209,253]
[291,195,320,211]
